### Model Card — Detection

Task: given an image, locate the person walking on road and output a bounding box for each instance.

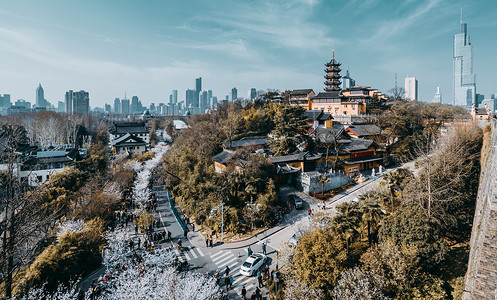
[258,272,263,287]
[241,285,247,299]
[255,287,261,300]
[224,276,230,291]
[167,231,171,241]
[261,241,267,255]
[206,238,209,247]
[225,266,230,276]
[251,292,256,300]
[248,246,253,256]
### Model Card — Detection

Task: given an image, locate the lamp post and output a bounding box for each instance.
[276,248,280,270]
[209,198,225,241]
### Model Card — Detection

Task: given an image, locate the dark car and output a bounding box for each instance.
[290,195,304,209]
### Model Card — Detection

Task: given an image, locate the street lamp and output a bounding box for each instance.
[209,199,225,241]
[276,248,280,270]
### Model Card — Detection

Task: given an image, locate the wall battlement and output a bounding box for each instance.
[464,116,497,299]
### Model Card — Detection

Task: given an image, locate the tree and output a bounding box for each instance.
[332,267,388,300]
[292,228,347,294]
[283,273,324,300]
[358,193,384,246]
[220,103,242,148]
[269,105,309,156]
[333,202,361,252]
[381,168,412,213]
[315,128,341,171]
[378,205,447,271]
[316,174,330,196]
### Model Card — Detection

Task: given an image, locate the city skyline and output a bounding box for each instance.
[0,0,496,107]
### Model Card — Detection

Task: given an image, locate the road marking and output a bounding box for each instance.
[215,254,237,266]
[211,251,231,261]
[196,247,205,256]
[227,260,240,270]
[184,252,191,260]
[189,249,198,259]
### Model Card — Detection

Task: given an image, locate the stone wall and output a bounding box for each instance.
[464,117,497,299]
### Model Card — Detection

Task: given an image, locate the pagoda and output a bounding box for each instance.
[324,49,342,92]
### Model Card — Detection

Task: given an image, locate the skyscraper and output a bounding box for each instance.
[114,98,121,114]
[131,96,139,113]
[172,90,178,104]
[453,11,476,107]
[404,77,418,100]
[186,89,196,108]
[0,94,11,108]
[121,98,130,114]
[65,90,89,114]
[433,86,442,103]
[200,90,208,112]
[250,88,256,101]
[36,84,46,107]
[342,70,356,90]
[195,77,202,107]
[231,87,237,101]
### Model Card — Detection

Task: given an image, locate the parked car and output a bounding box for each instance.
[289,231,304,247]
[289,195,304,209]
[240,253,267,276]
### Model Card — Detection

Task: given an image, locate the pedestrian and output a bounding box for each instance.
[224,276,230,290]
[206,238,209,247]
[184,230,188,239]
[209,239,213,247]
[255,287,261,300]
[215,272,220,285]
[168,231,171,240]
[308,208,312,216]
[225,265,230,276]
[137,238,141,248]
[248,246,253,256]
[134,225,138,234]
[229,275,234,288]
[262,242,266,255]
[258,272,263,287]
[241,285,247,299]
[251,292,256,300]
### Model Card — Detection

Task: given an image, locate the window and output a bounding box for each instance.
[37,175,42,182]
[344,104,347,108]
[352,105,355,110]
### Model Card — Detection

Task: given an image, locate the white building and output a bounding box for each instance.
[433,86,442,103]
[405,77,418,101]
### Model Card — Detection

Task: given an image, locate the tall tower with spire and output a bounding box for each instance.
[453,9,476,107]
[324,49,342,92]
[36,83,46,107]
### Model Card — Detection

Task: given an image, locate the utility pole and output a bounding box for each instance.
[220,199,224,241]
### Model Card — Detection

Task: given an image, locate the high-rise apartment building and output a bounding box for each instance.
[105,104,111,114]
[195,77,202,107]
[114,98,121,114]
[65,90,89,114]
[131,96,139,113]
[250,88,256,101]
[231,87,237,101]
[121,98,130,114]
[172,90,178,104]
[404,77,418,100]
[186,89,196,108]
[200,90,208,112]
[453,12,476,107]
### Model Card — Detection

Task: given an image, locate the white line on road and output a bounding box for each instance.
[215,255,237,267]
[189,249,198,259]
[184,252,191,260]
[196,247,204,256]
[211,251,231,261]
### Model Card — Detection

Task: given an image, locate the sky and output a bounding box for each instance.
[0,0,496,108]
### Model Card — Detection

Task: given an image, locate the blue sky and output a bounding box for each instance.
[0,0,495,108]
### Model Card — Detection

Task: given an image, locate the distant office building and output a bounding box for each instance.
[195,77,202,107]
[113,98,121,114]
[57,101,64,112]
[231,87,237,101]
[250,88,256,101]
[208,90,212,107]
[36,84,47,107]
[342,70,356,90]
[491,94,497,100]
[121,98,130,114]
[65,90,89,114]
[0,94,11,107]
[186,89,195,108]
[105,104,111,114]
[481,98,497,113]
[453,12,476,107]
[476,94,484,107]
[158,103,165,115]
[14,99,31,109]
[149,103,156,113]
[212,96,218,107]
[433,86,442,103]
[200,90,208,112]
[130,96,139,113]
[172,90,178,104]
[404,77,418,100]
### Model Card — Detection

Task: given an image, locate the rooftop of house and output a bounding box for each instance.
[222,136,269,149]
[290,89,314,96]
[341,138,375,152]
[304,110,332,122]
[111,133,147,146]
[110,122,149,134]
[345,124,381,137]
[312,91,342,99]
[342,154,383,165]
[268,151,321,164]
[212,149,235,165]
[313,126,347,140]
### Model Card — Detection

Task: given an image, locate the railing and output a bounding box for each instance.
[166,190,188,232]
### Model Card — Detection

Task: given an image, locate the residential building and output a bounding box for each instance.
[200,90,209,112]
[453,12,476,107]
[65,90,89,114]
[121,98,130,114]
[131,96,139,113]
[195,77,202,107]
[186,89,196,108]
[114,98,121,114]
[289,89,315,110]
[404,77,418,100]
[172,90,178,104]
[231,87,238,101]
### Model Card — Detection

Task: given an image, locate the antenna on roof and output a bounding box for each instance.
[460,8,463,24]
[332,48,335,60]
[394,73,398,89]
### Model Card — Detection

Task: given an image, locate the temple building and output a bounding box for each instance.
[288,89,315,110]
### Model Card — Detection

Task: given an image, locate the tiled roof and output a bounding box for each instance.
[223,137,268,149]
[290,89,314,95]
[268,151,321,164]
[111,133,146,146]
[346,124,381,137]
[342,138,374,152]
[342,154,382,165]
[212,149,235,164]
[312,91,341,99]
[110,122,148,134]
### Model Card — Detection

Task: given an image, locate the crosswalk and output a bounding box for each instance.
[174,246,205,262]
[211,250,259,294]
